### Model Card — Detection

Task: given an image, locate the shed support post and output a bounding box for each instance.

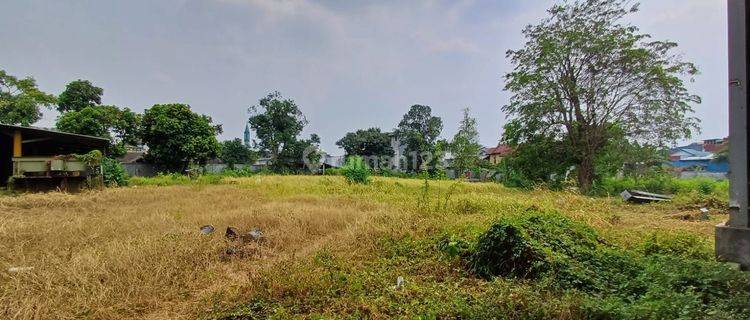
[12,130,22,158]
[717,0,750,269]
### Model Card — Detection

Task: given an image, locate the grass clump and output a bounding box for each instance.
[639,231,712,260]
[469,220,547,278]
[341,156,371,184]
[467,209,750,319]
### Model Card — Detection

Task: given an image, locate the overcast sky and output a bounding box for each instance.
[0,0,727,153]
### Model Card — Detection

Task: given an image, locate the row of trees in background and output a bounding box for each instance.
[0,0,702,191]
[335,104,485,175]
[0,74,225,172]
[331,0,701,190]
[0,74,320,173]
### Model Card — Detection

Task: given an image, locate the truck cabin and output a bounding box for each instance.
[0,124,110,191]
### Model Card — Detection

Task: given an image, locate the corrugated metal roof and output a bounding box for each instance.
[0,124,109,142]
[0,124,110,149]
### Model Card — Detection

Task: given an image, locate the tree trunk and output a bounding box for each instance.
[577,155,594,193]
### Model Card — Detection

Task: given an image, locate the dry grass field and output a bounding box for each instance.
[0,176,728,319]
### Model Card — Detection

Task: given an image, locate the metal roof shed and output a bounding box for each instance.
[0,124,110,188]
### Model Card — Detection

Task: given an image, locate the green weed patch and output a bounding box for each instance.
[467,209,750,319]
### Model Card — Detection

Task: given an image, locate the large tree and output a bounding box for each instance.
[450,108,482,174]
[56,105,141,156]
[336,128,394,168]
[248,92,318,171]
[141,104,221,172]
[57,79,103,113]
[502,0,700,192]
[395,104,443,172]
[0,69,56,126]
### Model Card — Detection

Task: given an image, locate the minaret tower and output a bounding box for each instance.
[243,124,251,147]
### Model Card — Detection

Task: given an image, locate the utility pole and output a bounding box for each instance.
[717,0,750,269]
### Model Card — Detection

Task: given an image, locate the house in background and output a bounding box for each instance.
[668,148,712,162]
[668,138,729,178]
[484,145,512,165]
[702,137,728,153]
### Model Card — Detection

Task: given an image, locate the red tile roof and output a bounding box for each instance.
[485,145,512,156]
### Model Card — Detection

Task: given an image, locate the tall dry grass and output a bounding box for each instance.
[0,176,723,319]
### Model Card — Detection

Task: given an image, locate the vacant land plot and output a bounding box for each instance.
[0,176,733,319]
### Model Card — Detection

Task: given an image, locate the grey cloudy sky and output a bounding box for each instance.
[0,0,727,153]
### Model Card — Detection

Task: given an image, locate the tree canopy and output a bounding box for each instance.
[502,0,700,191]
[336,128,394,168]
[57,79,103,113]
[395,105,443,172]
[248,92,318,172]
[220,138,257,169]
[141,104,221,172]
[56,105,141,156]
[450,108,482,174]
[0,69,56,126]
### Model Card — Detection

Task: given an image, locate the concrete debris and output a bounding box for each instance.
[700,208,710,221]
[621,190,673,204]
[200,225,215,234]
[220,227,266,261]
[725,262,742,271]
[241,228,265,243]
[225,227,240,241]
[224,227,266,244]
[396,276,404,289]
[8,267,34,273]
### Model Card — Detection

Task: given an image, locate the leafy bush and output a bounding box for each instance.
[639,231,712,260]
[341,156,370,184]
[697,180,715,195]
[469,210,601,280]
[466,209,750,319]
[469,222,545,278]
[101,157,129,187]
[437,235,472,258]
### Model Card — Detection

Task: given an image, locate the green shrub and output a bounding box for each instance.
[639,231,712,260]
[341,156,370,184]
[697,180,715,195]
[469,222,545,278]
[437,235,472,259]
[466,209,750,319]
[101,157,129,187]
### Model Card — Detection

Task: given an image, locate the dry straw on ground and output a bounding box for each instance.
[0,176,722,319]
